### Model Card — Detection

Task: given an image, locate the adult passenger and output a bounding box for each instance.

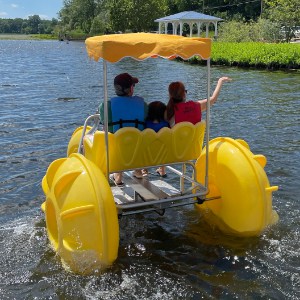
[99,73,148,185]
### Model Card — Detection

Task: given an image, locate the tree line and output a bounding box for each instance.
[0,0,299,42]
[58,0,264,35]
[0,15,59,35]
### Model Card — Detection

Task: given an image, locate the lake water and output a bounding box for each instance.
[0,40,299,299]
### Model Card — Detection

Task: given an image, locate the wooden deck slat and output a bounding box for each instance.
[123,173,171,201]
[111,186,134,204]
[111,172,181,207]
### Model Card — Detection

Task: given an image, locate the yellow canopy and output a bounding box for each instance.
[85,32,211,63]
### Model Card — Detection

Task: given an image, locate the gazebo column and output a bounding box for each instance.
[189,22,194,37]
[164,22,168,34]
[179,22,183,36]
[173,22,179,35]
[214,21,218,37]
[176,22,180,35]
[158,22,162,34]
[197,22,202,37]
[205,22,209,37]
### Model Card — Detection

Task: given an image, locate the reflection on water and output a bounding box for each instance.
[0,40,299,299]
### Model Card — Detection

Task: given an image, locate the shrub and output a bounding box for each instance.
[218,21,253,42]
[218,19,283,43]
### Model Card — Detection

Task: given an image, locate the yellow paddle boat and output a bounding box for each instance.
[41,33,279,274]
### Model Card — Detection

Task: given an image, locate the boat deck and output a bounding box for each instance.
[111,170,205,216]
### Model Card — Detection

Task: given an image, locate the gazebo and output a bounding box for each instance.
[155,11,223,38]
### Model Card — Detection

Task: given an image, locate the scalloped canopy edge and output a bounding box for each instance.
[85,33,211,63]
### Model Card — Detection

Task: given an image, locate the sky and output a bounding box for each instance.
[0,0,64,20]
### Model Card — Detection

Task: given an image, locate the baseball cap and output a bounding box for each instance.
[114,73,139,89]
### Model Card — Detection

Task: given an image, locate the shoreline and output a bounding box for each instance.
[0,34,57,40]
[1,34,299,71]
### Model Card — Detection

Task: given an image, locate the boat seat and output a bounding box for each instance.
[83,121,206,174]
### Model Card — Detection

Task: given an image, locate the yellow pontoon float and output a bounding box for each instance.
[41,33,279,274]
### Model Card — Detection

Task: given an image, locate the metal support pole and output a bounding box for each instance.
[180,163,186,192]
[205,58,211,189]
[103,60,110,180]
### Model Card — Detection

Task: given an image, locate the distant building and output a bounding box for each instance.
[155,11,222,38]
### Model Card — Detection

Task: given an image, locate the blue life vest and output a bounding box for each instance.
[110,96,145,133]
[145,120,169,132]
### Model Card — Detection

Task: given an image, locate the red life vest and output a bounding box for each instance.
[174,101,201,125]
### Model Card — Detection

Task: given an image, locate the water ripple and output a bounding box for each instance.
[0,39,299,299]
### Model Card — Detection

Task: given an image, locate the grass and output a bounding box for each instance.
[0,34,57,40]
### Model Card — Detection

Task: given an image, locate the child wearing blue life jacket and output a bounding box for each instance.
[145,101,169,177]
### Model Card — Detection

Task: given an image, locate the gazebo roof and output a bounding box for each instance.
[155,11,222,23]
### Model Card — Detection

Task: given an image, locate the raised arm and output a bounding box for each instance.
[198,77,232,111]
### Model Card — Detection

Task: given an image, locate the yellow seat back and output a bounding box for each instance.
[84,121,206,174]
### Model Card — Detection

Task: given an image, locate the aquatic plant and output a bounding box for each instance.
[191,42,300,70]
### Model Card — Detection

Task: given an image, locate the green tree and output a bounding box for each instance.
[59,0,96,33]
[90,11,111,35]
[218,21,253,42]
[166,0,261,20]
[59,0,72,29]
[265,0,300,41]
[0,17,59,34]
[129,0,168,32]
[27,15,41,33]
[109,0,131,32]
[253,18,282,42]
[9,18,23,33]
[165,0,203,15]
[172,0,202,12]
[0,19,9,33]
[109,0,167,32]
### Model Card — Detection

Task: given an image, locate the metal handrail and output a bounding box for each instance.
[77,114,100,153]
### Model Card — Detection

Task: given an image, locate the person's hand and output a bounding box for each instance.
[218,76,232,84]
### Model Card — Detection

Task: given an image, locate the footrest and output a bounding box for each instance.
[111,186,134,204]
[112,172,183,215]
[123,173,170,201]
